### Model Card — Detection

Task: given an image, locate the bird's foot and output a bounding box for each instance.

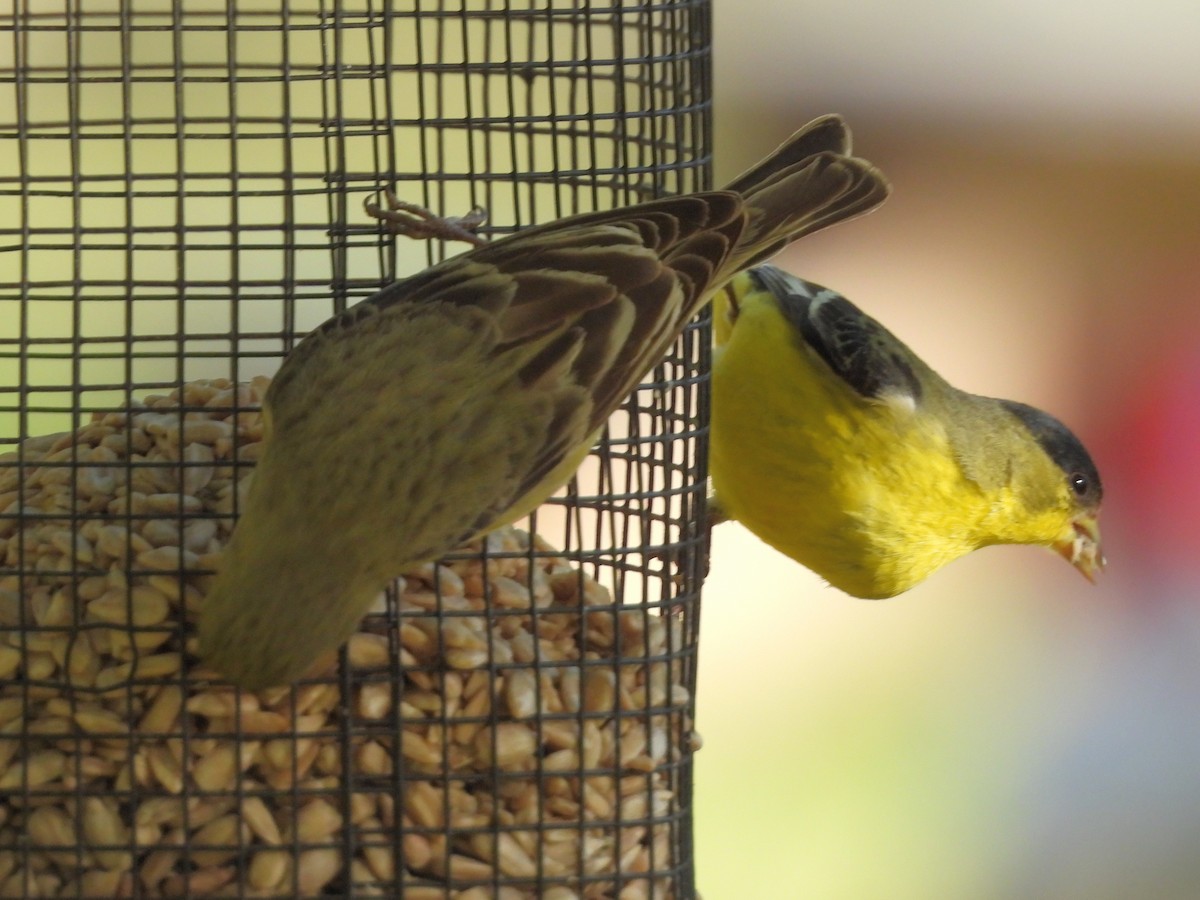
[364,189,489,247]
[651,503,718,615]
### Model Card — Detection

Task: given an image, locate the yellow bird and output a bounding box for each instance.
[710,265,1104,598]
[199,115,890,688]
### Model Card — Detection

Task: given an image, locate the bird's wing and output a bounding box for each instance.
[464,194,745,412]
[268,116,889,526]
[268,193,746,521]
[751,266,924,407]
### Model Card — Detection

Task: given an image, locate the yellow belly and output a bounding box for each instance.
[710,298,986,598]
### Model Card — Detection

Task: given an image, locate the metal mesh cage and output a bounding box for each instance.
[1,2,711,898]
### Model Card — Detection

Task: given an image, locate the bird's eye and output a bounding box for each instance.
[1068,473,1090,497]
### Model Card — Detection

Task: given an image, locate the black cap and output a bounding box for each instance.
[1000,400,1102,507]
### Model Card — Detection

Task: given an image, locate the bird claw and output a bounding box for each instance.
[364,189,489,247]
[649,504,717,615]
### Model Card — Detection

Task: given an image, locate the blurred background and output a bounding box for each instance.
[699,2,1200,898]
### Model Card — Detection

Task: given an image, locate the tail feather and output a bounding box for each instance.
[722,113,852,195]
[721,120,890,277]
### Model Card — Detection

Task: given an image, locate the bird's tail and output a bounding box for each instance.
[718,115,890,278]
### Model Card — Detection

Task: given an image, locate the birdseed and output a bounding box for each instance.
[0,379,697,898]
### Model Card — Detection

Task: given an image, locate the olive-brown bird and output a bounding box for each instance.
[198,115,890,688]
[710,265,1105,598]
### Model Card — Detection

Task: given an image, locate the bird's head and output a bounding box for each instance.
[999,400,1105,582]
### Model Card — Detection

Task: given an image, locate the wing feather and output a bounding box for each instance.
[752,267,924,406]
[271,116,891,531]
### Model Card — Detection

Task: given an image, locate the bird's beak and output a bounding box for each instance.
[1053,513,1105,583]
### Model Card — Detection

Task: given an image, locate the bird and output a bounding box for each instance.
[198,114,891,688]
[708,264,1105,599]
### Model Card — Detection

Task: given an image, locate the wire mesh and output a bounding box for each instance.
[0,1,711,897]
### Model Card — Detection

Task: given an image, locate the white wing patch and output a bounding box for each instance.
[805,285,842,313]
[878,387,918,416]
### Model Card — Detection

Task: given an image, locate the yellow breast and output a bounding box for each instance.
[710,296,992,598]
